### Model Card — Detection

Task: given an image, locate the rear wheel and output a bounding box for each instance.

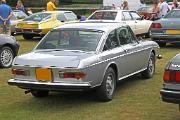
[141,52,155,79]
[145,30,150,38]
[0,46,14,68]
[96,67,116,102]
[156,42,166,47]
[31,90,49,97]
[23,34,33,40]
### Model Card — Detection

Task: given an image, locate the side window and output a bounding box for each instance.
[103,30,119,51]
[130,12,142,20]
[122,12,132,21]
[57,13,67,22]
[117,27,136,45]
[64,12,77,21]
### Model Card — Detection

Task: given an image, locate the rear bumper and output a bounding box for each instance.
[8,79,91,91]
[160,89,180,104]
[151,34,180,43]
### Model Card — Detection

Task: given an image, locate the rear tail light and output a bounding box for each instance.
[163,70,180,82]
[33,29,42,33]
[151,23,162,29]
[59,71,86,80]
[12,68,30,76]
[15,28,22,32]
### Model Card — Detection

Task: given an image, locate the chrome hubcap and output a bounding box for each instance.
[106,74,114,96]
[148,57,154,74]
[1,49,13,67]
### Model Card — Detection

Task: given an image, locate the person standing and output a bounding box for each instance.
[172,0,179,9]
[0,0,13,35]
[150,0,160,20]
[158,0,170,18]
[47,0,56,11]
[121,0,129,10]
[16,0,25,13]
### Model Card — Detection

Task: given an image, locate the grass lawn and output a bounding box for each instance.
[0,36,180,120]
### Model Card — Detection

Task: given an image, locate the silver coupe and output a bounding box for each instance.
[8,22,160,101]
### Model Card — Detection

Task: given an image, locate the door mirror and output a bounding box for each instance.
[137,36,143,41]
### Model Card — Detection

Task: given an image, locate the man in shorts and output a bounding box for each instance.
[0,0,13,35]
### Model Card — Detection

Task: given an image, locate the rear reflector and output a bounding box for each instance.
[12,69,29,76]
[163,70,180,82]
[176,71,180,82]
[33,29,42,33]
[151,23,162,29]
[60,72,86,79]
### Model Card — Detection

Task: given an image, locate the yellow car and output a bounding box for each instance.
[15,11,77,40]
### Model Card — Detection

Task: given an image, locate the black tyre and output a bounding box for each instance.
[23,34,33,40]
[156,42,166,47]
[0,46,14,68]
[145,30,150,38]
[141,52,155,79]
[96,67,116,102]
[31,90,49,97]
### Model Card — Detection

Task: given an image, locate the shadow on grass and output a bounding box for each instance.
[164,43,180,49]
[13,74,144,110]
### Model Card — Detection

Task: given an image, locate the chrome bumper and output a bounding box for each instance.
[8,79,91,91]
[160,89,180,104]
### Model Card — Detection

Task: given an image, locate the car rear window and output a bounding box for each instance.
[24,13,52,22]
[89,11,117,20]
[164,10,180,18]
[36,29,104,52]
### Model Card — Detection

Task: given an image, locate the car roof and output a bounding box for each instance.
[93,9,135,12]
[55,22,128,32]
[43,11,73,14]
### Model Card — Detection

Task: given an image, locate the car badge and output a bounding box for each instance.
[172,64,180,68]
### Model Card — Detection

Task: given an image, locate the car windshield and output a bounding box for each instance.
[11,11,27,20]
[89,11,117,20]
[36,29,104,52]
[24,13,52,22]
[164,10,180,18]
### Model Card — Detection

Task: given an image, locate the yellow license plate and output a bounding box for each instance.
[166,30,180,34]
[36,68,52,81]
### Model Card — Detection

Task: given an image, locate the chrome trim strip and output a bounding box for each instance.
[8,79,91,87]
[87,47,153,68]
[160,89,180,95]
[118,68,146,81]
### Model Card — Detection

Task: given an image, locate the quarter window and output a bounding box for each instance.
[103,30,119,51]
[130,12,142,20]
[122,12,132,21]
[117,27,136,45]
[57,13,66,22]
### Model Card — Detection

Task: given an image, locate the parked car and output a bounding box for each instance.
[8,22,160,101]
[15,11,77,40]
[168,2,180,10]
[86,10,152,37]
[160,53,180,105]
[0,34,19,68]
[11,10,28,35]
[150,9,180,47]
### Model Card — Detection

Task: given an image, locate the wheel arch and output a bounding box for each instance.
[1,44,16,57]
[101,62,118,85]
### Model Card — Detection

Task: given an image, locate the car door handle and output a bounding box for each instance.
[124,49,129,52]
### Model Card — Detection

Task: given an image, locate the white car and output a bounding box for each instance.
[87,10,152,37]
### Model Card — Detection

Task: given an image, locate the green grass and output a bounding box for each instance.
[0,36,180,120]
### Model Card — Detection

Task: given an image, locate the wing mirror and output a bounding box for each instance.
[137,36,143,41]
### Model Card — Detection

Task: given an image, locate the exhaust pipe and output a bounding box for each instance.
[25,90,31,94]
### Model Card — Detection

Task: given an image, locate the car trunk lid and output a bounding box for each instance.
[14,50,94,68]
